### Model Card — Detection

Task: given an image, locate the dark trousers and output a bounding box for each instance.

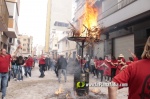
[46,65,50,70]
[39,64,45,77]
[25,67,32,77]
[105,75,111,81]
[54,67,58,77]
[96,70,104,82]
[111,68,117,80]
[91,65,96,76]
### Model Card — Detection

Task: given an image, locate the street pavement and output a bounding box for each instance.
[3,63,128,99]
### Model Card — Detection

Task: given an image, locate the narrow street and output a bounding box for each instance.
[4,63,128,99]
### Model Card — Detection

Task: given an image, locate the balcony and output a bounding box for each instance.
[0,0,9,31]
[98,0,150,29]
[5,0,17,2]
[4,17,18,38]
[6,0,20,14]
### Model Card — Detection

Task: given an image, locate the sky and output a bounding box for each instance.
[18,0,48,47]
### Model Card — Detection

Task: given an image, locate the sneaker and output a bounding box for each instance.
[2,97,5,99]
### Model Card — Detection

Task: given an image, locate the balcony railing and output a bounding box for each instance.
[98,0,137,21]
[0,0,9,31]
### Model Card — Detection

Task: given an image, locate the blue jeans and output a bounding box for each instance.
[25,67,32,77]
[0,73,9,98]
[58,69,67,82]
[17,66,23,80]
[12,65,17,78]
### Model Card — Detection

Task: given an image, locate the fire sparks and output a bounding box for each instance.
[91,88,101,94]
[55,86,64,95]
[66,94,68,97]
[80,0,98,37]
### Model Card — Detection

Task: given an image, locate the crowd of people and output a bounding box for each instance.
[75,50,138,82]
[0,48,57,99]
[108,36,150,99]
[0,36,150,99]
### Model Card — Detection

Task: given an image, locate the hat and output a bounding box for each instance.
[118,54,124,57]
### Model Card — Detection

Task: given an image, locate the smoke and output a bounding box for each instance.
[66,58,82,75]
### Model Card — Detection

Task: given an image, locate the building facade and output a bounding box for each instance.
[18,34,33,57]
[0,0,9,51]
[45,0,74,58]
[0,0,20,54]
[57,31,77,59]
[75,0,150,60]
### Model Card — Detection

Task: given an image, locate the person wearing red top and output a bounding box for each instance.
[0,49,11,99]
[80,58,86,68]
[128,49,139,61]
[115,54,126,75]
[95,57,104,81]
[108,36,150,99]
[24,55,33,77]
[103,59,111,82]
[109,56,118,80]
[79,58,86,72]
[126,57,134,65]
[120,57,134,71]
[39,55,46,78]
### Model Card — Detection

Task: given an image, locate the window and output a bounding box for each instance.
[23,39,26,41]
[23,49,26,51]
[9,38,13,43]
[23,44,26,46]
[55,44,57,47]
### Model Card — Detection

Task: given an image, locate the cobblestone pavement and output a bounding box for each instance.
[4,63,128,99]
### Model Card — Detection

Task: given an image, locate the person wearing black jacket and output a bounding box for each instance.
[45,55,51,71]
[16,56,25,81]
[57,54,67,83]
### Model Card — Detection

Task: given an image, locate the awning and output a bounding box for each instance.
[4,31,17,38]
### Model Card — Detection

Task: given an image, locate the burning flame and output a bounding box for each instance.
[66,94,68,98]
[80,0,98,37]
[55,86,64,95]
[91,88,100,94]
